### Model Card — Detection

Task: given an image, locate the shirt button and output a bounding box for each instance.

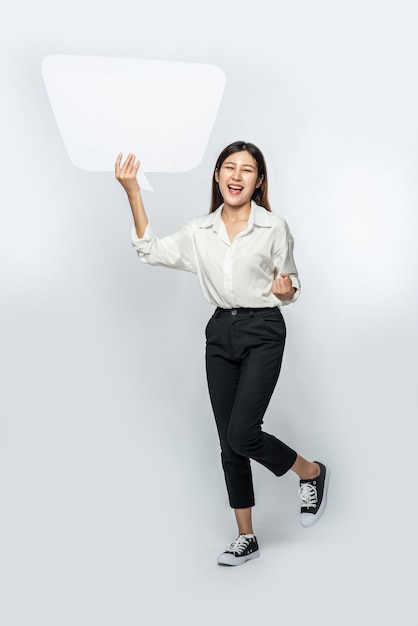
[231,309,237,316]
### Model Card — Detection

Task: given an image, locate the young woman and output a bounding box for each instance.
[115,141,329,566]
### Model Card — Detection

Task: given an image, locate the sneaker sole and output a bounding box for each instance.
[217,550,260,566]
[299,464,330,528]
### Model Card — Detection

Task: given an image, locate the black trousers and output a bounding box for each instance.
[205,307,297,509]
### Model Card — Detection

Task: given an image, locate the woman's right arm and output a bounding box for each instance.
[115,153,148,238]
[115,152,195,273]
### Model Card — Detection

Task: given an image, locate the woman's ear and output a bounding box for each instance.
[256,174,264,188]
[214,169,219,183]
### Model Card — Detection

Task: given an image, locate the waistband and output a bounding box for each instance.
[214,307,279,318]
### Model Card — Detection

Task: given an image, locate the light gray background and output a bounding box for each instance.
[1,1,417,625]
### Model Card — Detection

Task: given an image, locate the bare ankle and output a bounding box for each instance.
[303,462,320,480]
[291,455,321,481]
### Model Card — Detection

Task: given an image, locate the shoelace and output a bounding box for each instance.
[225,535,252,555]
[299,482,318,509]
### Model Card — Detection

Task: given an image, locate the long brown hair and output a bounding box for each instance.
[209,141,271,213]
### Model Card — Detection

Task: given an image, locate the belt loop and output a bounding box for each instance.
[214,308,221,318]
[249,309,254,318]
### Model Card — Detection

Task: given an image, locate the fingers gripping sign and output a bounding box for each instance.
[115,153,141,196]
[272,273,296,301]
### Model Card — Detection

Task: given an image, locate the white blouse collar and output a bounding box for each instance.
[198,201,272,230]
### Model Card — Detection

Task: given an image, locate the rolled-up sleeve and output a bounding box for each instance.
[131,223,196,273]
[272,229,301,306]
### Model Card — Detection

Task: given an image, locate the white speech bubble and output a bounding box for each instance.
[41,55,226,190]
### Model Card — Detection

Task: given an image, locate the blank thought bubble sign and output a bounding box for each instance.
[41,55,226,190]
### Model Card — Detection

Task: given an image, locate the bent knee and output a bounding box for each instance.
[228,428,259,457]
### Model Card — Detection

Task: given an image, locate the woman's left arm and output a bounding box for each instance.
[271,223,301,305]
[272,273,298,301]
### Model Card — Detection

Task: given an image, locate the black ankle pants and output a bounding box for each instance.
[205,307,297,509]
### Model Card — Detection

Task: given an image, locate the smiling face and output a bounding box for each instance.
[215,150,264,211]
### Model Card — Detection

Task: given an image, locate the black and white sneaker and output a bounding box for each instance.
[217,534,260,566]
[299,462,330,528]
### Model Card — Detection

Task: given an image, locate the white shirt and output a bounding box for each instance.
[131,201,301,308]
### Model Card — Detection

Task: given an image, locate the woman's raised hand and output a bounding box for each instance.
[115,153,141,196]
[115,152,149,238]
[272,273,296,301]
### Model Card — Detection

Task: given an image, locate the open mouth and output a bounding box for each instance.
[228,185,243,195]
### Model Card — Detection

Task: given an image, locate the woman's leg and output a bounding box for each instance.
[225,335,297,476]
[206,344,256,509]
